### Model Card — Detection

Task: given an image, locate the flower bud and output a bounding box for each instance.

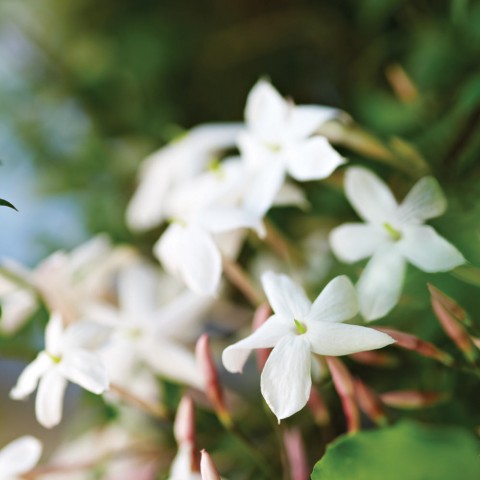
[354,379,387,426]
[350,350,399,368]
[283,428,309,480]
[307,387,330,426]
[174,395,196,447]
[380,390,447,409]
[200,449,221,480]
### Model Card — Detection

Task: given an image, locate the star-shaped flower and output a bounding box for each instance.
[10,312,109,428]
[0,436,42,480]
[222,272,394,421]
[329,167,465,320]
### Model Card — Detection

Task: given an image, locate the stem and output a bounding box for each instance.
[222,256,264,307]
[109,383,169,420]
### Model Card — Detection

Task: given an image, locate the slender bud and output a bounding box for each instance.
[350,350,399,368]
[174,395,196,447]
[325,357,360,433]
[252,303,272,371]
[375,327,453,365]
[428,284,477,362]
[307,387,330,426]
[380,390,447,409]
[200,449,221,480]
[354,379,387,426]
[196,334,231,427]
[283,428,309,480]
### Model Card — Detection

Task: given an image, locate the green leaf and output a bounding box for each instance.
[0,198,18,211]
[311,421,480,480]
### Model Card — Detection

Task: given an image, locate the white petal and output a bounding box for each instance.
[261,272,311,319]
[307,322,394,356]
[357,248,406,321]
[0,436,42,476]
[329,223,388,263]
[286,137,345,181]
[35,370,67,428]
[398,225,465,272]
[200,207,262,233]
[273,182,309,209]
[45,312,64,357]
[222,315,293,373]
[155,224,222,296]
[62,320,111,351]
[397,176,447,224]
[10,352,53,400]
[260,335,312,421]
[287,105,340,141]
[245,80,289,143]
[345,167,398,224]
[306,275,358,324]
[243,161,286,218]
[60,350,109,394]
[141,338,204,389]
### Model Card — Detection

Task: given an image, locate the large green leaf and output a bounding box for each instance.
[311,421,480,480]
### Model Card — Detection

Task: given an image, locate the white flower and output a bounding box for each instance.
[126,123,242,232]
[329,167,465,321]
[10,313,109,428]
[222,272,394,421]
[0,436,42,480]
[154,159,262,295]
[237,80,345,213]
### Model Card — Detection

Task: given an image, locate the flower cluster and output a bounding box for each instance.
[0,80,469,478]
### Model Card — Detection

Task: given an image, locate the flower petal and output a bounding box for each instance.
[261,271,311,319]
[45,312,64,357]
[222,315,293,373]
[398,225,465,272]
[60,350,109,394]
[345,167,398,224]
[286,137,345,181]
[10,352,53,400]
[357,248,406,321]
[306,275,358,324]
[200,206,262,233]
[397,176,447,224]
[288,105,340,140]
[62,321,111,351]
[35,370,68,428]
[245,80,289,143]
[0,436,42,476]
[329,223,388,263]
[260,335,312,421]
[307,322,394,356]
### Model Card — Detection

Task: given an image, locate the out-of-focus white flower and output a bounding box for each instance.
[329,167,465,321]
[200,450,221,480]
[0,436,42,480]
[154,159,262,295]
[10,313,109,428]
[87,263,210,391]
[238,80,344,213]
[127,123,242,232]
[222,272,394,421]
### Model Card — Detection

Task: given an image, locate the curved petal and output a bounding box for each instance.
[345,167,398,224]
[398,225,465,272]
[0,436,42,476]
[45,312,64,357]
[260,335,312,421]
[329,223,388,263]
[60,350,109,394]
[261,272,311,319]
[155,224,222,296]
[307,322,394,356]
[245,80,289,143]
[397,176,447,224]
[273,182,309,210]
[357,248,406,321]
[35,370,67,428]
[306,275,358,324]
[10,352,53,400]
[200,207,261,233]
[141,338,204,390]
[286,137,345,181]
[62,321,111,351]
[288,105,340,141]
[222,315,294,373]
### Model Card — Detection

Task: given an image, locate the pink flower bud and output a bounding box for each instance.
[283,428,309,480]
[354,379,387,426]
[196,334,230,425]
[252,303,272,371]
[307,387,330,426]
[174,395,196,447]
[326,357,359,433]
[380,390,447,409]
[200,449,221,480]
[350,350,399,368]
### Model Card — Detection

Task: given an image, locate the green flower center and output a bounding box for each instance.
[47,352,61,364]
[294,319,307,334]
[383,222,402,241]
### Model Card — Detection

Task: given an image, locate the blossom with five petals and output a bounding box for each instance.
[222,272,394,421]
[0,436,42,480]
[10,312,109,428]
[329,167,465,321]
